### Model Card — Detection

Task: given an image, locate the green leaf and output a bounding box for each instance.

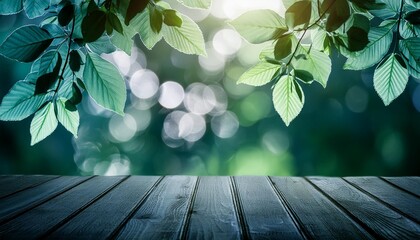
[134,7,163,49]
[107,12,124,34]
[42,24,66,38]
[109,13,138,54]
[347,27,369,52]
[295,70,314,83]
[0,0,23,15]
[400,38,420,79]
[87,35,116,54]
[0,81,49,121]
[229,10,286,44]
[273,74,304,126]
[23,0,49,19]
[150,7,163,33]
[69,83,83,105]
[125,0,149,25]
[373,54,409,106]
[30,102,58,145]
[82,10,107,43]
[163,9,182,28]
[0,25,53,63]
[177,0,211,9]
[83,53,126,115]
[38,51,60,75]
[69,50,82,72]
[381,0,401,13]
[58,3,75,26]
[405,9,420,25]
[285,0,311,29]
[238,62,281,86]
[322,0,350,32]
[274,34,292,60]
[56,98,79,137]
[311,28,330,53]
[344,25,394,70]
[293,46,331,88]
[349,0,387,10]
[162,13,206,56]
[35,53,62,95]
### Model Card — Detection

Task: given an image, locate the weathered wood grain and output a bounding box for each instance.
[46,176,160,240]
[271,177,372,240]
[309,177,420,239]
[0,175,58,199]
[115,176,197,240]
[0,176,90,224]
[186,176,240,240]
[382,177,420,197]
[345,177,420,223]
[234,176,304,239]
[0,176,124,239]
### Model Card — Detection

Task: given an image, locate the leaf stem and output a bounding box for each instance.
[285,0,335,67]
[393,0,405,52]
[53,16,76,99]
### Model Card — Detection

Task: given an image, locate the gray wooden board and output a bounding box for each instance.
[0,175,58,199]
[382,177,420,197]
[309,177,420,239]
[186,176,240,240]
[271,177,372,239]
[0,176,89,224]
[46,176,160,240]
[0,176,124,239]
[116,176,197,240]
[345,177,420,223]
[234,176,303,239]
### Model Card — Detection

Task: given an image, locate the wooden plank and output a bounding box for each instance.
[0,176,124,239]
[0,176,89,224]
[186,176,240,240]
[309,177,420,239]
[115,176,197,240]
[271,177,372,240]
[345,177,420,223]
[0,175,58,199]
[382,177,420,197]
[47,176,160,239]
[234,176,304,239]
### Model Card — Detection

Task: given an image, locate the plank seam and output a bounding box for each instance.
[342,177,420,224]
[304,177,380,240]
[379,177,420,199]
[0,175,95,225]
[267,177,309,240]
[230,177,251,240]
[0,175,60,200]
[40,175,131,238]
[106,176,165,240]
[179,176,200,240]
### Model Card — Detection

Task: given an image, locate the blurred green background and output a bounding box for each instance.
[1,0,419,176]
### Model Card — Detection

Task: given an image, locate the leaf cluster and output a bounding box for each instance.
[231,0,420,126]
[0,0,209,145]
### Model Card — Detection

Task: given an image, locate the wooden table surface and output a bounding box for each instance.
[0,176,419,239]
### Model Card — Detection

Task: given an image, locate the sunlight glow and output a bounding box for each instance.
[211,0,285,19]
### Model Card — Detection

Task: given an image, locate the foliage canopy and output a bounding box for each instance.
[0,0,419,145]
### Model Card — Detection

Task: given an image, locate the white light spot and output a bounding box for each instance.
[345,86,369,113]
[198,46,226,72]
[159,81,185,109]
[212,29,242,56]
[129,69,160,99]
[211,111,239,138]
[108,114,137,142]
[184,83,217,115]
[179,113,207,142]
